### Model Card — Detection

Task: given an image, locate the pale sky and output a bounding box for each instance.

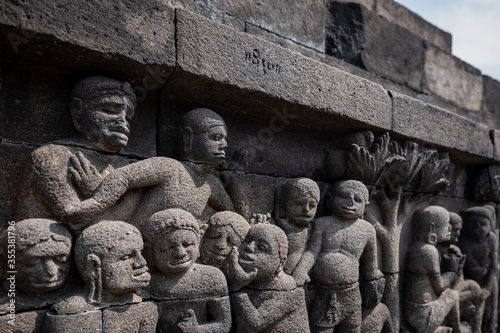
[397,0,500,81]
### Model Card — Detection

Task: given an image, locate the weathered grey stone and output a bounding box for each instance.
[437,212,489,333]
[229,223,310,332]
[143,209,231,333]
[424,43,483,112]
[375,0,452,52]
[0,310,47,333]
[47,221,156,333]
[334,0,375,10]
[459,206,498,333]
[326,2,424,91]
[1,0,176,66]
[482,76,500,130]
[391,91,494,159]
[175,9,393,131]
[403,206,462,333]
[273,178,320,275]
[0,219,73,314]
[293,180,384,332]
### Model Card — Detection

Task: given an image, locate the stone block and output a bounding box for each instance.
[375,0,452,52]
[1,0,175,66]
[391,91,494,158]
[482,75,500,130]
[326,2,424,91]
[175,8,393,131]
[172,0,327,52]
[491,130,500,162]
[334,0,375,10]
[424,43,483,111]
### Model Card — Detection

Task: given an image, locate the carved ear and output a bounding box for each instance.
[182,126,194,155]
[70,98,84,132]
[428,223,437,245]
[86,254,102,304]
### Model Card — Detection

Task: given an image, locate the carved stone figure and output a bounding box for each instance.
[143,208,231,333]
[229,223,310,333]
[293,180,384,333]
[0,219,72,313]
[45,221,157,333]
[273,177,320,275]
[15,76,140,233]
[62,108,248,232]
[437,212,489,333]
[459,206,498,333]
[403,206,462,333]
[200,210,250,270]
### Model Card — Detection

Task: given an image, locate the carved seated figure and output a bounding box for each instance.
[143,208,231,333]
[459,206,498,333]
[273,177,320,274]
[15,76,141,233]
[63,108,247,232]
[403,206,462,333]
[229,223,310,333]
[0,219,72,332]
[45,221,157,333]
[292,180,384,333]
[200,211,250,270]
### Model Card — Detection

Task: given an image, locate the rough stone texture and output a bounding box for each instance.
[326,1,424,91]
[482,75,500,130]
[375,0,452,52]
[0,0,176,67]
[424,43,484,112]
[168,0,326,52]
[0,310,47,333]
[391,91,494,159]
[175,8,393,131]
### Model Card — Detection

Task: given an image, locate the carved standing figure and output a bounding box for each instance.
[45,221,157,333]
[403,206,462,333]
[273,177,320,275]
[437,212,489,333]
[15,76,140,233]
[0,219,73,332]
[293,180,384,333]
[229,223,310,333]
[62,108,248,232]
[143,208,231,333]
[459,206,498,333]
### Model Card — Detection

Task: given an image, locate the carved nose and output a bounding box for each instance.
[245,241,255,253]
[173,245,187,258]
[42,259,59,277]
[220,138,228,149]
[134,252,147,268]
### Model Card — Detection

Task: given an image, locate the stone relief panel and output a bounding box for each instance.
[1,75,496,333]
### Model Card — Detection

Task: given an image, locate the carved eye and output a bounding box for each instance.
[121,254,133,260]
[23,257,40,267]
[258,244,268,252]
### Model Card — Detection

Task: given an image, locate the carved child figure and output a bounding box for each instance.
[274,177,320,274]
[45,221,157,333]
[292,180,384,333]
[63,108,245,231]
[459,206,498,333]
[200,211,250,270]
[0,219,73,332]
[229,223,310,333]
[403,206,462,333]
[437,212,489,333]
[143,208,231,333]
[15,76,140,233]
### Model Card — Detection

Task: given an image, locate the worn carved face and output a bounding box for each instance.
[101,234,150,294]
[434,218,452,243]
[284,191,319,227]
[17,239,71,293]
[80,95,134,151]
[154,229,198,274]
[332,186,366,221]
[470,216,491,240]
[191,125,228,165]
[450,223,462,243]
[200,225,240,268]
[238,229,281,281]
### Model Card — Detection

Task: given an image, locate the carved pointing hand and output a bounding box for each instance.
[226,246,257,291]
[69,152,105,198]
[178,309,198,333]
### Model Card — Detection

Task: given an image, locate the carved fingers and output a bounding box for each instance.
[249,213,272,225]
[69,152,105,198]
[178,309,198,333]
[226,246,257,291]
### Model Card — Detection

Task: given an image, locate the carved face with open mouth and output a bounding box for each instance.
[154,229,199,275]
